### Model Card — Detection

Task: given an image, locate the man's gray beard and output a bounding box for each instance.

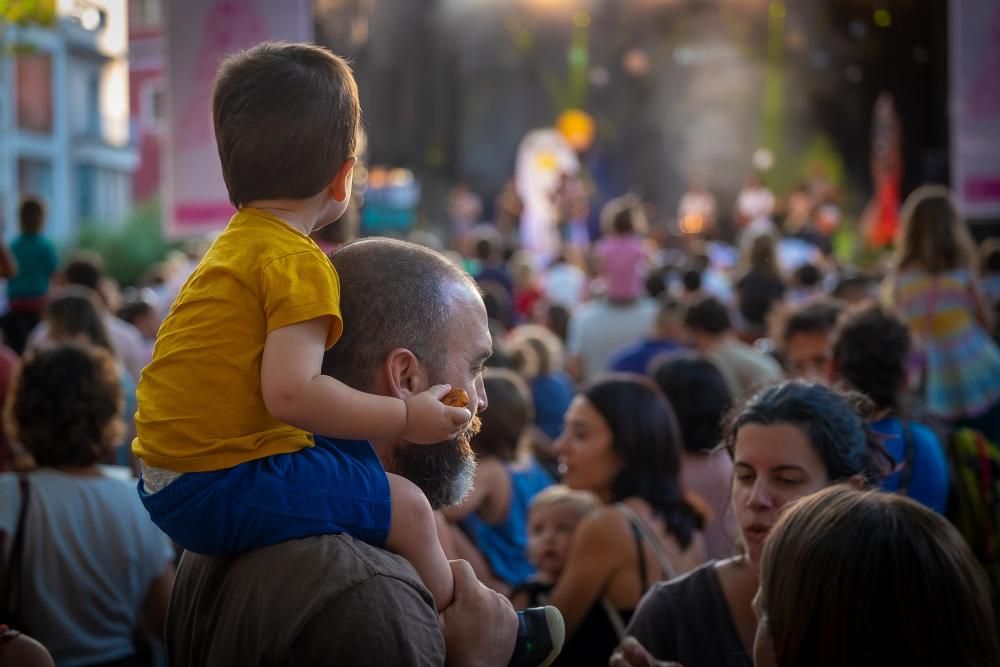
[391,415,480,510]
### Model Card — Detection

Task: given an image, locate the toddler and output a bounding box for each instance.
[511,486,600,609]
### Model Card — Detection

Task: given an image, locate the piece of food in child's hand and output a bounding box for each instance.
[442,388,469,408]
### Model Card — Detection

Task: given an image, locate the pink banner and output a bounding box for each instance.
[950,0,1000,218]
[163,0,312,237]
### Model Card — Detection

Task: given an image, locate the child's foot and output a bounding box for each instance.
[509,606,565,667]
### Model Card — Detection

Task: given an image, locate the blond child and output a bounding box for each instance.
[511,486,600,610]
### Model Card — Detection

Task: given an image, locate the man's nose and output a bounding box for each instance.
[475,375,487,413]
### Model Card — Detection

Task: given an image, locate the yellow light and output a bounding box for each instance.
[769,1,786,19]
[534,152,559,171]
[680,214,705,235]
[572,11,591,28]
[874,9,892,27]
[556,109,596,153]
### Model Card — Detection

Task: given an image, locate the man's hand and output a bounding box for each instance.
[440,560,517,667]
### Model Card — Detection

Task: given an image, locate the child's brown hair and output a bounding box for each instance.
[212,41,361,207]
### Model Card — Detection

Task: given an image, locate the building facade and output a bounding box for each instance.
[128,0,162,204]
[0,0,136,244]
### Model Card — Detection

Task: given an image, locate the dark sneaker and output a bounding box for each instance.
[509,606,565,667]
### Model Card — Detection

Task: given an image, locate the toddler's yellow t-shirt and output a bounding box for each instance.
[132,208,343,472]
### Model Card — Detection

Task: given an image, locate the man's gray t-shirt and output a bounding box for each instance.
[167,534,445,666]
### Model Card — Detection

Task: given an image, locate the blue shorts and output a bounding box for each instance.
[138,436,391,555]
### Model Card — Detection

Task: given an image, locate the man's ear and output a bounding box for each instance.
[328,157,358,204]
[384,347,428,399]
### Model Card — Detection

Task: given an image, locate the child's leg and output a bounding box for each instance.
[138,437,393,556]
[385,472,456,612]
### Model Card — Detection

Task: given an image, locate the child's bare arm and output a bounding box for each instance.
[261,316,471,443]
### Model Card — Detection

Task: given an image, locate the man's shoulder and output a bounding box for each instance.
[169,534,441,664]
[180,533,428,597]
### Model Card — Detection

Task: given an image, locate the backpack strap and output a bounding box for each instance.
[971,430,996,555]
[898,422,917,496]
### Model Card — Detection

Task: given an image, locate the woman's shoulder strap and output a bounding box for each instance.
[613,502,677,582]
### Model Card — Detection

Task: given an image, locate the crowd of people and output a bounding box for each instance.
[1,39,999,667]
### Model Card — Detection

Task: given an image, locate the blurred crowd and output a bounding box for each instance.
[1,168,999,667]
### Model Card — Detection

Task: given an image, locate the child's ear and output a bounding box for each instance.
[329,157,358,204]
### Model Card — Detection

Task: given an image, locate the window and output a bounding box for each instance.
[16,52,53,134]
[86,71,101,138]
[131,0,162,31]
[141,79,165,132]
[77,165,96,221]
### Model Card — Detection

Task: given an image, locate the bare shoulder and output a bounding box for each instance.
[576,505,632,543]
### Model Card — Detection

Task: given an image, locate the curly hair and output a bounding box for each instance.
[831,303,911,412]
[723,380,892,486]
[7,343,124,467]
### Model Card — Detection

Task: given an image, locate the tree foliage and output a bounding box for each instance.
[0,0,55,28]
[77,200,179,288]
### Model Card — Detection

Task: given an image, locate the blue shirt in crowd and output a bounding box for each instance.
[8,234,58,300]
[530,372,575,440]
[609,339,679,376]
[872,416,950,514]
[461,457,555,587]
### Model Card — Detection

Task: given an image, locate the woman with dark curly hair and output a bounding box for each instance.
[41,287,139,468]
[0,344,174,667]
[614,380,892,667]
[547,375,706,666]
[830,303,950,512]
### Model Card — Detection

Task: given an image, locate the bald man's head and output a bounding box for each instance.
[322,237,479,391]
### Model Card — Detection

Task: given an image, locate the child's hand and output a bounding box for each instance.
[402,385,472,444]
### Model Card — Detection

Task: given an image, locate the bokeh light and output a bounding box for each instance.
[556,109,596,153]
[874,9,892,28]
